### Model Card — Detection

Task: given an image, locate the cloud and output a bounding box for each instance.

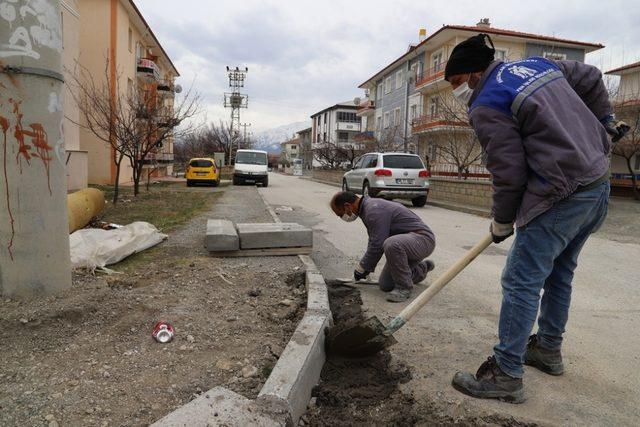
[135,0,640,131]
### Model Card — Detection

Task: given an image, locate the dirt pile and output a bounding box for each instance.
[304,282,538,427]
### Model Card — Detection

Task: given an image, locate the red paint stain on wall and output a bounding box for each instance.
[0,115,14,261]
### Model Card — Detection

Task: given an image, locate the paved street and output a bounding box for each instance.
[260,172,640,426]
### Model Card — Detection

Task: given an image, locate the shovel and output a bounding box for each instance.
[327,233,493,358]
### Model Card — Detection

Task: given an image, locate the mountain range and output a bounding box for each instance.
[253,120,310,153]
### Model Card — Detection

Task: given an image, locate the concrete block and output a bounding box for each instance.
[237,223,312,249]
[259,313,331,423]
[151,386,285,426]
[206,219,239,251]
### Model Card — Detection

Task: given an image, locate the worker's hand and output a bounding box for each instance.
[354,264,369,281]
[601,115,631,143]
[490,220,514,244]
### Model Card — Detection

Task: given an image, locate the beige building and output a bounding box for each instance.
[358,19,603,178]
[605,61,640,195]
[64,0,179,188]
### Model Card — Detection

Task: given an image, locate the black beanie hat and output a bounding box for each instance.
[444,33,495,81]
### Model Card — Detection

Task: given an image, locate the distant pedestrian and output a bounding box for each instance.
[444,33,629,403]
[330,191,436,302]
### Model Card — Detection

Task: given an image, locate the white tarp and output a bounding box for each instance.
[70,221,168,269]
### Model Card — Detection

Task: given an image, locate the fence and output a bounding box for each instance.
[430,163,490,180]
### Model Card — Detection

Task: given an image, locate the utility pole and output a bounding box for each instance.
[224,66,248,163]
[240,122,251,148]
[0,0,71,296]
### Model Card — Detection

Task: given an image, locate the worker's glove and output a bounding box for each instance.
[354,264,370,281]
[601,115,631,143]
[490,220,514,244]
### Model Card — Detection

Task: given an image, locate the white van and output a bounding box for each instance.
[233,149,269,187]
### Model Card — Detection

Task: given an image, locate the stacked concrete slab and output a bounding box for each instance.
[206,220,312,252]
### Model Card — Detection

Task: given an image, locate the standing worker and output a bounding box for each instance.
[330,191,436,302]
[443,34,629,402]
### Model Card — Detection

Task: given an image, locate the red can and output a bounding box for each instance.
[152,321,174,343]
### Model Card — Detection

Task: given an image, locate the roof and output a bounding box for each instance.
[358,24,604,88]
[128,0,180,76]
[311,101,358,118]
[605,61,640,75]
[296,127,312,134]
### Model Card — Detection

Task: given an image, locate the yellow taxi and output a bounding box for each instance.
[185,158,221,187]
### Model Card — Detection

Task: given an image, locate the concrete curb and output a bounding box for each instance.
[426,200,491,217]
[300,176,341,188]
[152,188,332,427]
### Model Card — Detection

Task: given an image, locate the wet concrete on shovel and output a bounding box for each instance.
[303,281,539,427]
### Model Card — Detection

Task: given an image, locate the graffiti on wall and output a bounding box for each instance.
[1,97,56,260]
[0,0,63,59]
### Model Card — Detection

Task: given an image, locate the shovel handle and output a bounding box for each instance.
[387,233,494,333]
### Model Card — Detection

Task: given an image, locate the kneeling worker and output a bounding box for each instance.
[330,191,436,302]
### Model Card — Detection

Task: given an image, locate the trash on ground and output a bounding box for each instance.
[152,321,175,343]
[70,221,168,270]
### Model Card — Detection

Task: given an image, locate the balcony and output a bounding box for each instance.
[336,120,361,131]
[415,61,447,91]
[354,131,375,142]
[356,100,376,116]
[137,58,160,82]
[142,152,174,165]
[411,113,470,134]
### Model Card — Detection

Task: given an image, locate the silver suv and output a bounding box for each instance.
[342,152,430,207]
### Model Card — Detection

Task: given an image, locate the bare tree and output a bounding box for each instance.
[430,90,483,179]
[612,101,640,200]
[69,60,200,202]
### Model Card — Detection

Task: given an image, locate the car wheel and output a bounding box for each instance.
[262,178,269,188]
[186,180,193,187]
[212,179,219,187]
[363,181,372,197]
[412,196,427,207]
[342,179,349,191]
[233,177,240,186]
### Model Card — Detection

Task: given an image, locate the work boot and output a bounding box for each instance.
[386,288,411,302]
[524,334,564,376]
[452,356,525,403]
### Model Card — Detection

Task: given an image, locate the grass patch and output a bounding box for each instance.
[93,182,221,233]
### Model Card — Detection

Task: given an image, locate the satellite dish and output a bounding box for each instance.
[353,97,361,106]
[174,84,183,94]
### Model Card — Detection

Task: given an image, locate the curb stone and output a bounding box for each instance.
[152,187,332,426]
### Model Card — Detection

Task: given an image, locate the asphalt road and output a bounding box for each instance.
[260,172,640,426]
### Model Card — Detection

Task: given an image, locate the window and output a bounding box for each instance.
[410,104,417,120]
[495,49,507,61]
[189,159,214,168]
[316,134,320,143]
[128,27,133,53]
[136,42,144,60]
[393,108,401,127]
[376,116,382,130]
[376,83,383,100]
[431,51,444,73]
[635,154,640,171]
[395,70,403,89]
[323,113,327,124]
[429,97,439,117]
[338,131,349,142]
[385,76,392,94]
[127,78,133,100]
[382,154,424,169]
[410,62,423,81]
[323,132,326,142]
[337,111,358,122]
[364,155,378,168]
[383,112,390,128]
[543,51,567,60]
[236,152,267,166]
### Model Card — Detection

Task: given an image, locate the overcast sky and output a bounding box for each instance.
[136,0,640,132]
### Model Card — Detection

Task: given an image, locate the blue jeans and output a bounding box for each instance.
[494,182,609,378]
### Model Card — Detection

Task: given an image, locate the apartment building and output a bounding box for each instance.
[280,138,300,162]
[358,19,603,177]
[605,61,640,195]
[296,127,313,169]
[77,0,179,186]
[311,101,362,147]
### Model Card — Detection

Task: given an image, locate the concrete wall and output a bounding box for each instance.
[312,170,344,185]
[428,177,493,209]
[618,70,640,102]
[66,150,89,191]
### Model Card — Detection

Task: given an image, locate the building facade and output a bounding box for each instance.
[77,0,179,186]
[311,101,362,166]
[358,19,603,177]
[296,127,313,170]
[605,61,640,195]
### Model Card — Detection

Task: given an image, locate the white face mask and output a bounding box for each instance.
[452,81,474,106]
[341,212,358,222]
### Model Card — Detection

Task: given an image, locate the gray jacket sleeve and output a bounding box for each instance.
[360,210,392,272]
[470,106,528,223]
[555,60,612,120]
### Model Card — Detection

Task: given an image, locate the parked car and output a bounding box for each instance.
[233,149,269,187]
[342,152,430,207]
[185,158,220,187]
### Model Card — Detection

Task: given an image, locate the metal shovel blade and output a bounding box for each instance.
[326,316,398,358]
